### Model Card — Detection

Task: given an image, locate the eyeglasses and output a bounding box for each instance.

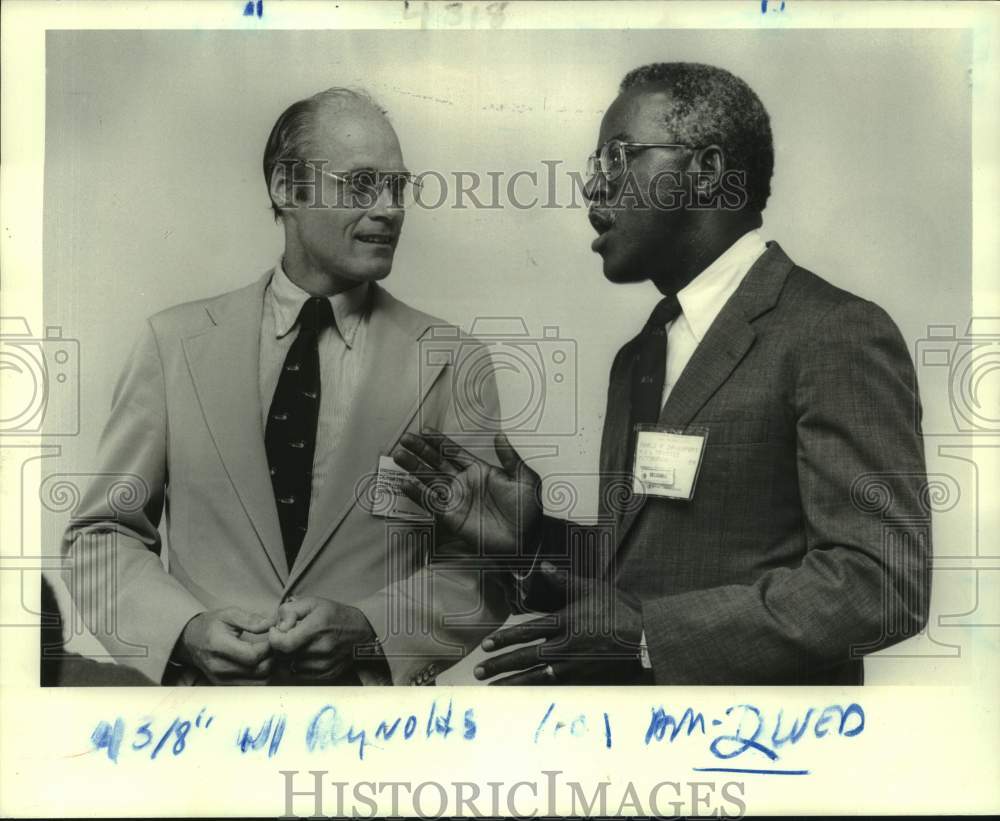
[300,162,423,209]
[586,139,697,183]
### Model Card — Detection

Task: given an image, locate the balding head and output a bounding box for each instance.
[262,87,401,219]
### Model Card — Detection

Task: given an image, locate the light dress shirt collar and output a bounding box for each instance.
[269,261,370,348]
[674,229,767,341]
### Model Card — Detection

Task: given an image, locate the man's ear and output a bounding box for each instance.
[268,160,295,215]
[698,145,726,183]
[689,144,727,204]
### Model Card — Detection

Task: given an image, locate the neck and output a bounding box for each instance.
[281,241,359,297]
[650,211,761,297]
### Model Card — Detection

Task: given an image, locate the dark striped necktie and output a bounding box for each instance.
[265,296,334,569]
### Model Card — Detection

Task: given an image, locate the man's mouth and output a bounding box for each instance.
[588,208,615,251]
[356,234,395,246]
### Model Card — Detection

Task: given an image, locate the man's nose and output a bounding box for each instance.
[584,173,606,204]
[366,180,402,220]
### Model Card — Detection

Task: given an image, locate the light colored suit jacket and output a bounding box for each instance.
[62,271,507,685]
[528,243,931,684]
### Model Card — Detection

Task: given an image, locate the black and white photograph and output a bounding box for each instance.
[1,1,998,817]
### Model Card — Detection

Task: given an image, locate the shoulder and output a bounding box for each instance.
[777,263,911,386]
[782,264,865,318]
[777,263,902,342]
[146,272,271,338]
[372,283,471,343]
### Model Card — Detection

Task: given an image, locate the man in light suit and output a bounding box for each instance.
[393,62,931,685]
[62,87,506,686]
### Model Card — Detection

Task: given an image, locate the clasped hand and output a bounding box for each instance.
[177,597,376,685]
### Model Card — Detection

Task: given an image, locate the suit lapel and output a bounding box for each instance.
[598,334,641,520]
[612,242,796,552]
[284,284,446,591]
[182,272,288,582]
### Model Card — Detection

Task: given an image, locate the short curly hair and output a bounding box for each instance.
[620,62,774,213]
[262,87,388,220]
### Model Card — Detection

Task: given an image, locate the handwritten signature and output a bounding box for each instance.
[89,698,862,774]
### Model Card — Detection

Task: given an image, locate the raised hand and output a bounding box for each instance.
[391,428,542,562]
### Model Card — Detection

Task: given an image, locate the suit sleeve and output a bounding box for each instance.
[351,340,510,685]
[642,299,931,683]
[61,321,206,683]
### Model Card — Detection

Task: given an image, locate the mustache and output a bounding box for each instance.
[588,207,616,234]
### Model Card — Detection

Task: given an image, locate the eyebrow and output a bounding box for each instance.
[346,164,411,175]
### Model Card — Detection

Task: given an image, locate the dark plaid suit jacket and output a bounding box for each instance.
[530,242,931,684]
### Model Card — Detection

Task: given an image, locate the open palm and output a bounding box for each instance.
[391,429,542,561]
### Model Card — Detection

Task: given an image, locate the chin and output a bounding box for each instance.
[344,259,395,283]
[362,265,394,281]
[600,253,647,285]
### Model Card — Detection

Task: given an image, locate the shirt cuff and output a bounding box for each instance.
[639,630,652,670]
[510,537,544,599]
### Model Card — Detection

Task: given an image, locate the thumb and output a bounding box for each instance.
[274,597,315,631]
[540,560,586,601]
[221,608,274,634]
[495,432,525,477]
[539,561,569,591]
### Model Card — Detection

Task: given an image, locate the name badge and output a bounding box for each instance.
[372,455,431,520]
[631,425,708,501]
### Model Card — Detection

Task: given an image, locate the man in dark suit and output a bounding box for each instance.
[391,62,931,685]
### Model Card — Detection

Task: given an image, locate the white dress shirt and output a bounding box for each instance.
[660,229,768,408]
[259,262,371,534]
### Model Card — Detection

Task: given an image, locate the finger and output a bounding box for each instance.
[240,628,273,644]
[481,616,559,652]
[275,597,317,630]
[490,663,563,686]
[214,631,272,668]
[220,607,275,634]
[269,604,329,653]
[390,445,448,487]
[421,427,481,470]
[396,433,458,476]
[253,656,274,679]
[390,444,423,474]
[537,561,575,597]
[474,643,546,680]
[268,624,310,655]
[398,472,455,517]
[274,610,298,632]
[397,474,429,507]
[494,432,526,477]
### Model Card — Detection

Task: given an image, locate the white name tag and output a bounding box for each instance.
[632,426,708,501]
[372,455,432,520]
